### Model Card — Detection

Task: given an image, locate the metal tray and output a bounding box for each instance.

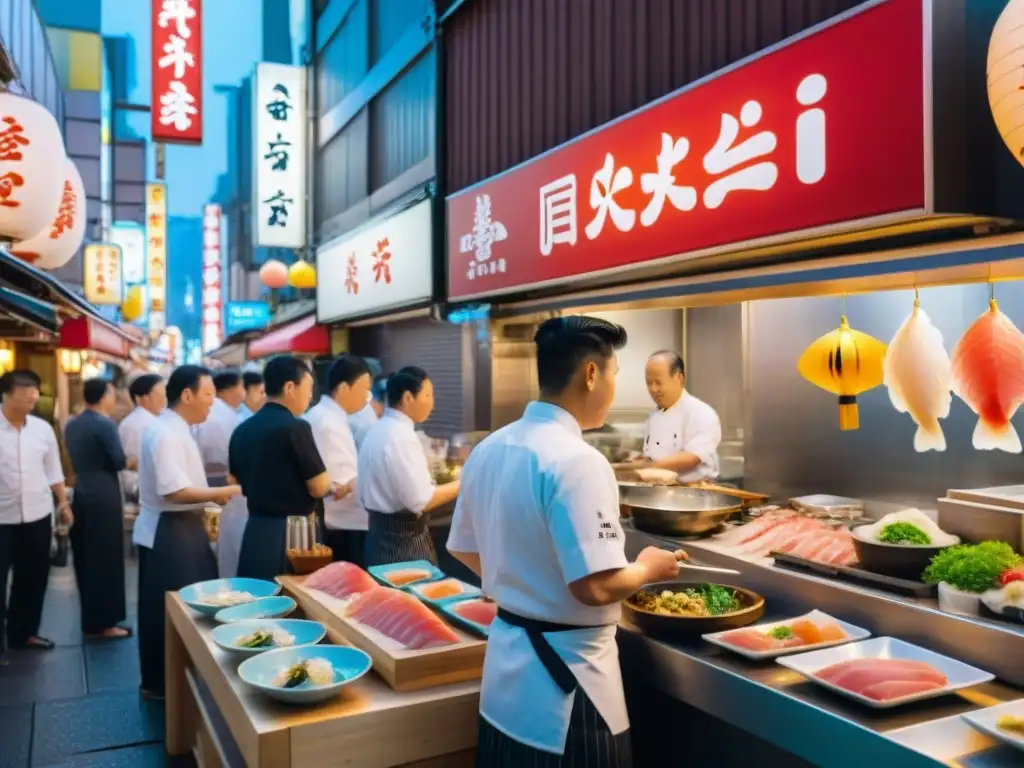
[790,494,864,519]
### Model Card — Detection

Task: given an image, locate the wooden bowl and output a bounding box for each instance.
[850,526,959,580]
[622,581,765,638]
[287,549,333,575]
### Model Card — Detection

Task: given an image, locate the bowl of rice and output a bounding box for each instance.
[237,645,373,704]
[211,619,326,657]
[179,578,280,616]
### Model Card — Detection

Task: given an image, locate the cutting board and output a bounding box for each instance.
[277,575,485,692]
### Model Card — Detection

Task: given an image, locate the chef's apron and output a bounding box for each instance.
[236,515,289,582]
[217,492,248,579]
[364,509,437,567]
[138,510,216,695]
[475,608,633,767]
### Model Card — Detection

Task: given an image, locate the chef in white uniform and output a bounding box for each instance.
[348,373,387,449]
[448,316,684,766]
[196,371,248,578]
[635,350,722,482]
[119,374,165,504]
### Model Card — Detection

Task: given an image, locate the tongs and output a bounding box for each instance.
[660,546,740,576]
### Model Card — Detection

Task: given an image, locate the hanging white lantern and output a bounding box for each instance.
[8,159,86,270]
[0,92,66,242]
[988,0,1024,166]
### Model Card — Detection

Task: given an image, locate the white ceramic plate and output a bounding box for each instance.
[962,700,1024,753]
[777,636,995,709]
[702,609,870,660]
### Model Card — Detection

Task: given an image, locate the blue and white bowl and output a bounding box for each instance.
[238,645,372,705]
[214,596,296,624]
[179,578,280,616]
[211,619,326,657]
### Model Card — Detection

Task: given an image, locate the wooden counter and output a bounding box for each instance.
[164,592,481,768]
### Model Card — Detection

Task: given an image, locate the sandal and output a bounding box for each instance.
[10,636,55,650]
[86,626,133,640]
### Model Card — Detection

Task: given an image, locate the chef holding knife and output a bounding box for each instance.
[448,316,685,766]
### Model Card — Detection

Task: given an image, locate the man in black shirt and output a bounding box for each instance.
[231,356,331,580]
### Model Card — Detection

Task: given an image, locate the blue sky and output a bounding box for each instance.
[101,0,306,218]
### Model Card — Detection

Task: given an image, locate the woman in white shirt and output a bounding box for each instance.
[357,367,459,566]
[447,317,684,766]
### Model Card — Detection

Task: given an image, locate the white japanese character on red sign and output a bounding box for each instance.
[539,174,577,256]
[159,82,197,131]
[158,0,196,39]
[640,133,697,227]
[795,74,827,185]
[585,153,635,240]
[159,35,194,80]
[702,100,778,210]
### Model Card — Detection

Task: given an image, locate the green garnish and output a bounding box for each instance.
[683,584,741,616]
[768,626,794,640]
[236,629,273,648]
[923,541,1023,593]
[283,662,310,688]
[878,522,932,545]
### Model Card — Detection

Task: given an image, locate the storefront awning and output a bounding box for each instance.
[58,316,132,359]
[0,285,60,333]
[247,313,330,359]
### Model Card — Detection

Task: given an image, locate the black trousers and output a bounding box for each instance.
[476,687,633,767]
[324,528,367,569]
[138,511,216,694]
[0,515,52,651]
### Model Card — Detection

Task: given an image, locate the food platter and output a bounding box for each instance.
[776,636,995,710]
[702,609,870,661]
[622,581,764,638]
[961,700,1024,754]
[368,560,445,588]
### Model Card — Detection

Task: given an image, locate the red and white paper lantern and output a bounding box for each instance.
[9,159,86,269]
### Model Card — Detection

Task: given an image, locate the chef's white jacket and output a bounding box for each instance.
[0,411,64,525]
[447,401,629,754]
[134,409,210,549]
[304,395,367,531]
[195,398,238,478]
[347,402,378,449]
[643,391,722,482]
[118,406,157,498]
[357,409,434,515]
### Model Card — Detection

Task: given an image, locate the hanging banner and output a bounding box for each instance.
[83,244,124,306]
[151,0,203,145]
[202,204,223,351]
[146,183,168,331]
[253,62,307,249]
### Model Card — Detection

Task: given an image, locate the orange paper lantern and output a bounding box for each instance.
[259,258,288,289]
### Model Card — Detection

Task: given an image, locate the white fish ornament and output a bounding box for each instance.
[883,301,953,452]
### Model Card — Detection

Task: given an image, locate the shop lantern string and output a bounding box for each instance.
[8,158,86,270]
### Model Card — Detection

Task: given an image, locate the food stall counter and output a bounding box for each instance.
[165,592,480,768]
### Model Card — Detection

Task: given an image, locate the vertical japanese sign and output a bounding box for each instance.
[83,244,124,305]
[202,204,223,351]
[146,183,168,331]
[151,0,203,145]
[253,62,307,248]
[110,222,147,287]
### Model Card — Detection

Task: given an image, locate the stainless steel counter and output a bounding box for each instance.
[621,526,1024,768]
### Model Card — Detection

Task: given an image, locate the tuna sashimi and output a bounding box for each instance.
[383,568,432,587]
[304,561,377,599]
[347,586,461,649]
[816,658,947,695]
[950,298,1024,453]
[858,679,945,701]
[451,599,497,627]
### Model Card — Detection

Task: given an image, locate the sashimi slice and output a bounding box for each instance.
[715,513,795,547]
[858,679,945,701]
[734,518,822,557]
[817,659,947,693]
[789,620,826,645]
[304,561,377,598]
[419,580,463,600]
[451,599,497,627]
[817,623,848,642]
[383,568,432,587]
[719,629,780,652]
[785,531,838,560]
[347,586,460,649]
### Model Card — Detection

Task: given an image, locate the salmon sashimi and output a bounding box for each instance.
[817,623,848,642]
[451,599,497,627]
[789,620,826,645]
[816,658,947,695]
[858,679,945,701]
[419,580,464,600]
[950,298,1024,454]
[720,629,779,652]
[384,568,432,587]
[347,586,460,649]
[304,561,377,599]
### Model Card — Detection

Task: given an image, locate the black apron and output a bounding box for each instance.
[474,608,633,767]
[138,510,217,695]
[364,509,437,567]
[236,515,289,582]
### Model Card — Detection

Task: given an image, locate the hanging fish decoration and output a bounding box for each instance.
[950,297,1024,453]
[883,298,953,452]
[798,314,887,431]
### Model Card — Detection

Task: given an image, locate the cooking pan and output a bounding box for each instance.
[620,484,743,536]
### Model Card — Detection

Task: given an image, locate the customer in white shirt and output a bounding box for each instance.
[237,370,265,421]
[304,355,371,567]
[0,369,72,663]
[136,365,240,699]
[357,367,459,566]
[447,317,684,765]
[119,374,165,504]
[348,373,387,449]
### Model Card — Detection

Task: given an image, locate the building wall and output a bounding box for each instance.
[167,215,203,344]
[33,0,101,34]
[443,0,867,193]
[0,0,65,139]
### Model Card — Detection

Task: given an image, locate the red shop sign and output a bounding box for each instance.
[446,0,928,301]
[151,0,203,145]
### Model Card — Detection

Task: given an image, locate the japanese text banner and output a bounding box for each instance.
[446,0,927,301]
[151,0,203,145]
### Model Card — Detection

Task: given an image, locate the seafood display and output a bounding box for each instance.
[718,619,847,652]
[383,569,433,587]
[346,586,461,649]
[629,584,742,617]
[235,628,295,649]
[305,562,378,599]
[418,580,465,600]
[950,297,1024,453]
[883,301,953,452]
[272,658,336,688]
[814,658,948,701]
[712,511,857,566]
[797,314,887,431]
[449,599,497,627]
